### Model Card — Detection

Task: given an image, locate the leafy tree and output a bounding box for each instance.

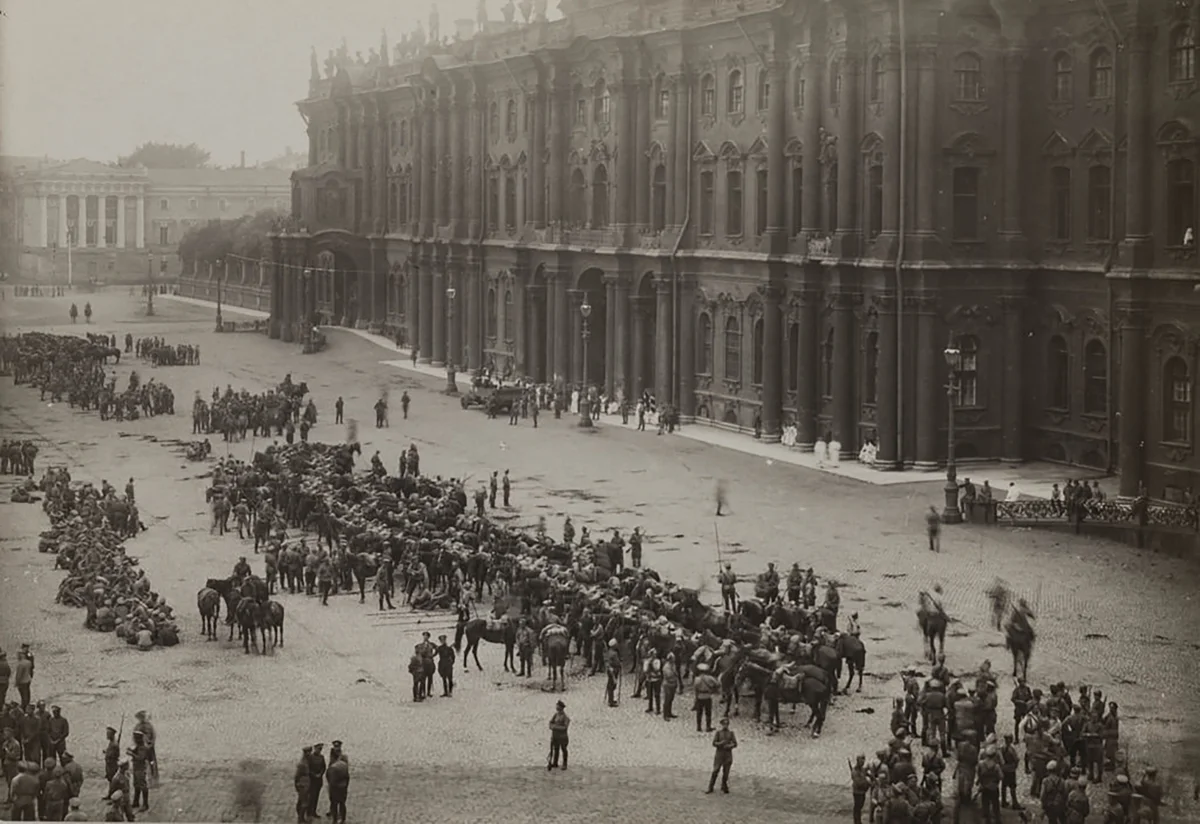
[177,209,283,274]
[119,142,211,169]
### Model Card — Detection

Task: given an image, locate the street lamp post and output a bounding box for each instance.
[146,254,155,316]
[214,258,224,332]
[579,296,594,428]
[942,338,963,524]
[445,285,458,394]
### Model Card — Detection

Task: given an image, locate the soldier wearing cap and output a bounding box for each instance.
[408,646,426,702]
[325,746,350,824]
[435,635,457,696]
[850,754,871,824]
[132,711,156,781]
[1,726,19,801]
[416,632,436,698]
[63,796,87,822]
[1040,760,1069,824]
[306,743,326,821]
[548,700,570,770]
[1110,774,1133,818]
[42,760,69,821]
[103,790,126,822]
[103,726,120,782]
[1135,767,1163,823]
[604,638,621,708]
[9,761,38,820]
[976,744,1002,822]
[60,751,82,799]
[920,679,948,755]
[952,730,978,820]
[1011,676,1033,744]
[19,703,42,767]
[47,705,69,764]
[105,761,133,821]
[127,730,150,811]
[999,732,1021,810]
[293,747,312,824]
[692,662,719,732]
[705,717,737,794]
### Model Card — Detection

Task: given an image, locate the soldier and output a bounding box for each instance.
[1066,777,1091,823]
[1104,702,1121,771]
[1084,710,1106,782]
[1135,767,1163,824]
[13,648,33,708]
[488,472,498,509]
[604,639,622,708]
[400,391,410,419]
[103,727,120,783]
[105,761,133,821]
[293,747,312,824]
[501,470,511,507]
[953,731,979,821]
[629,528,643,568]
[416,632,436,696]
[63,797,87,822]
[408,647,426,701]
[976,746,1002,823]
[474,486,486,517]
[927,505,941,551]
[334,397,344,425]
[719,563,738,613]
[999,732,1021,810]
[644,650,663,715]
[1041,761,1068,824]
[1,727,19,803]
[692,662,719,732]
[547,700,570,770]
[662,651,680,720]
[60,751,82,799]
[306,743,326,821]
[376,557,395,611]
[705,717,737,794]
[325,749,349,824]
[850,754,872,824]
[19,702,42,766]
[47,705,69,764]
[1011,677,1033,743]
[10,761,38,821]
[126,731,150,811]
[435,635,456,697]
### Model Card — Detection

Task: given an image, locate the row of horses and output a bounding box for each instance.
[196,575,285,654]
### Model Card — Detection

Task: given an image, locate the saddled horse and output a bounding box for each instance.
[835,633,867,693]
[541,625,570,691]
[1004,610,1035,679]
[264,600,285,648]
[738,662,834,737]
[197,587,222,640]
[462,617,518,672]
[917,592,948,663]
[234,597,267,654]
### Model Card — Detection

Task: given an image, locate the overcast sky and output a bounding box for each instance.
[0,0,523,167]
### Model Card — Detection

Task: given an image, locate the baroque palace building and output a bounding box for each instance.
[266,0,1200,496]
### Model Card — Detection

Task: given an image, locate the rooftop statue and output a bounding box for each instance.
[476,0,488,30]
[519,0,533,23]
[502,0,516,23]
[324,50,337,78]
[533,0,547,21]
[310,46,320,82]
[430,4,440,43]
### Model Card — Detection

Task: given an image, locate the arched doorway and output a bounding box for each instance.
[312,248,359,326]
[576,268,608,390]
[529,264,550,382]
[634,271,657,398]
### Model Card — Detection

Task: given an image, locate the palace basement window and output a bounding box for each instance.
[1164,356,1192,443]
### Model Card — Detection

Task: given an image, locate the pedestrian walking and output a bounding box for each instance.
[334,397,344,425]
[13,648,32,708]
[547,700,570,770]
[401,391,410,419]
[926,506,941,552]
[706,717,737,794]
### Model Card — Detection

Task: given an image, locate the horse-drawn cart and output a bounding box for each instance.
[460,376,499,409]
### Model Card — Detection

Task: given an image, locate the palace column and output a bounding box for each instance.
[468,266,484,371]
[613,276,630,396]
[876,294,899,467]
[528,284,544,380]
[419,264,433,361]
[374,108,388,232]
[1000,294,1025,462]
[634,80,650,228]
[553,270,569,382]
[831,289,856,456]
[666,75,680,227]
[58,196,69,247]
[544,275,556,380]
[795,288,819,449]
[450,94,466,236]
[654,276,674,409]
[677,275,695,414]
[569,290,584,387]
[604,276,618,396]
[882,46,901,238]
[96,197,106,248]
[914,45,938,242]
[411,109,423,235]
[406,268,419,348]
[548,81,567,231]
[800,47,823,237]
[1121,27,1155,267]
[671,72,689,227]
[531,86,547,227]
[835,56,861,253]
[136,196,145,248]
[760,283,784,441]
[914,293,940,467]
[420,99,435,237]
[1118,307,1147,496]
[116,196,126,248]
[431,270,445,366]
[617,79,636,229]
[38,195,48,247]
[467,92,485,237]
[765,56,787,252]
[282,267,296,342]
[631,296,648,397]
[434,99,449,227]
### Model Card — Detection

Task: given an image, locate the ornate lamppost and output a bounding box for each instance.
[146,253,155,316]
[942,338,963,524]
[445,284,458,394]
[214,257,225,332]
[579,296,593,428]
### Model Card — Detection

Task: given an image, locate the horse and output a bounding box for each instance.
[737,599,769,627]
[234,597,266,654]
[917,595,948,663]
[767,600,810,635]
[541,627,570,691]
[1004,614,1035,679]
[349,552,378,603]
[197,587,222,641]
[461,617,517,671]
[716,647,746,717]
[835,633,867,693]
[738,662,833,737]
[265,600,285,648]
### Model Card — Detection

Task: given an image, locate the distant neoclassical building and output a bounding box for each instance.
[0,157,290,283]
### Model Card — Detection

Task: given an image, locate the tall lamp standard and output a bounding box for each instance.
[214,258,225,332]
[444,285,458,394]
[578,296,594,429]
[941,338,963,524]
[146,253,155,316]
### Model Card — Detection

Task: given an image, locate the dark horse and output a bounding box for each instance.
[234,597,267,654]
[835,634,867,693]
[1004,612,1035,679]
[917,593,948,663]
[461,618,517,672]
[197,587,222,641]
[738,662,834,737]
[265,600,285,648]
[541,627,570,692]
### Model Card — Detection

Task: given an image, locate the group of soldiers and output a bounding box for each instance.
[131,335,200,367]
[2,686,87,822]
[292,740,350,824]
[192,378,316,444]
[0,440,38,477]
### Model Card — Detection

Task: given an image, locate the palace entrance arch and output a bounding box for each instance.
[576,267,608,391]
[311,248,360,326]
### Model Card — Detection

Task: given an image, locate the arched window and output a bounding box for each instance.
[1084,340,1108,415]
[1052,52,1073,102]
[726,169,743,236]
[506,99,518,136]
[1089,48,1113,99]
[400,120,408,147]
[724,316,742,381]
[752,318,764,384]
[389,182,398,229]
[487,172,499,231]
[593,79,610,125]
[1168,158,1195,246]
[486,287,498,338]
[756,69,770,111]
[829,59,842,106]
[651,163,667,231]
[489,102,499,135]
[569,168,587,226]
[1051,167,1072,241]
[727,70,745,114]
[1171,26,1197,83]
[791,163,803,235]
[821,328,835,397]
[591,165,609,228]
[655,74,670,119]
[700,74,716,116]
[956,335,980,407]
[787,323,800,392]
[1048,335,1070,409]
[1087,165,1111,240]
[826,163,840,232]
[504,171,517,230]
[1164,356,1192,443]
[954,53,983,101]
[867,162,884,239]
[699,170,715,234]
[793,65,806,109]
[952,167,981,240]
[755,168,769,235]
[574,83,587,125]
[504,289,514,341]
[698,312,714,374]
[864,331,879,404]
[869,55,884,102]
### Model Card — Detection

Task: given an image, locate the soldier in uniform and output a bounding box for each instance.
[1,727,20,803]
[325,749,349,824]
[953,730,979,822]
[976,745,1002,823]
[103,726,120,782]
[376,556,395,611]
[999,733,1021,810]
[604,639,621,707]
[126,731,149,811]
[629,528,643,568]
[501,470,511,507]
[408,647,426,701]
[850,754,872,824]
[692,662,719,732]
[435,635,456,696]
[104,761,133,821]
[488,472,498,509]
[334,397,344,425]
[1134,767,1163,824]
[706,717,737,794]
[719,563,738,613]
[1040,761,1068,824]
[416,632,436,697]
[400,391,410,419]
[132,711,156,782]
[46,705,69,765]
[1011,677,1033,743]
[547,700,570,770]
[306,743,326,821]
[293,746,312,824]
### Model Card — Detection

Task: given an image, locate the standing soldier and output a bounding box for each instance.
[719,563,738,613]
[715,479,728,516]
[9,762,38,821]
[325,749,349,824]
[13,647,33,707]
[293,747,312,824]
[453,600,472,653]
[1,727,20,802]
[435,635,456,697]
[706,717,738,794]
[488,472,498,509]
[1000,733,1022,811]
[547,700,570,770]
[47,705,69,764]
[105,761,133,821]
[408,646,426,702]
[400,391,410,419]
[376,557,395,611]
[629,528,643,568]
[103,727,120,783]
[127,730,150,812]
[306,743,326,822]
[1011,677,1033,743]
[662,652,680,720]
[927,506,941,552]
[334,397,344,425]
[501,470,511,507]
[692,663,719,732]
[604,639,621,708]
[317,559,334,606]
[850,754,872,824]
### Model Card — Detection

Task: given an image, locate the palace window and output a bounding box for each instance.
[1084,340,1108,415]
[724,316,742,381]
[752,318,764,385]
[726,169,743,236]
[486,287,497,338]
[591,165,609,228]
[793,67,805,110]
[504,171,517,230]
[699,170,715,235]
[756,69,770,111]
[504,289,514,342]
[569,168,586,226]
[787,323,800,391]
[1164,356,1192,443]
[791,164,803,235]
[1168,158,1195,246]
[821,328,834,397]
[158,225,170,246]
[728,70,745,114]
[864,331,879,404]
[756,168,769,236]
[593,79,610,125]
[698,313,714,374]
[956,335,980,407]
[1048,335,1070,409]
[487,174,499,231]
[700,74,716,116]
[1051,167,1072,241]
[869,55,883,102]
[506,99,517,138]
[655,74,670,120]
[829,60,842,106]
[1089,48,1113,99]
[159,198,169,211]
[867,162,884,239]
[952,167,981,240]
[575,89,587,126]
[1171,26,1197,83]
[652,163,667,231]
[954,53,984,101]
[490,102,500,135]
[1087,165,1111,240]
[1052,52,1073,102]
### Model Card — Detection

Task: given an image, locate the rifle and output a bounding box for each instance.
[115,713,125,750]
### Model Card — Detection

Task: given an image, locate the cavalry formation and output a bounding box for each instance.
[192,376,315,443]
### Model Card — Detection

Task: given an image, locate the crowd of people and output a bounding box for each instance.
[192,377,316,444]
[130,335,200,367]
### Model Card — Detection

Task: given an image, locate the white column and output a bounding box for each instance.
[38,195,48,247]
[57,196,68,247]
[116,196,127,248]
[96,195,107,248]
[135,195,145,248]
